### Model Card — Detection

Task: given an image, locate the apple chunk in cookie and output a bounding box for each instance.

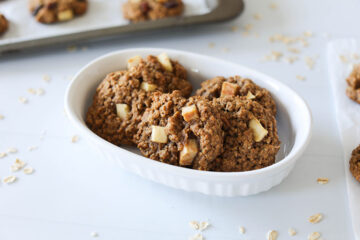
[135,91,224,171]
[0,14,8,35]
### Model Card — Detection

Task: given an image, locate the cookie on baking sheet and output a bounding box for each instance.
[135,91,224,171]
[196,76,277,116]
[0,14,8,35]
[212,97,280,172]
[346,64,360,104]
[123,0,184,22]
[86,54,193,146]
[350,145,360,183]
[29,0,87,24]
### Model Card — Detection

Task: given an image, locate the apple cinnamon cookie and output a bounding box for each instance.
[29,0,87,24]
[0,14,8,35]
[346,64,360,104]
[135,91,224,171]
[212,97,280,172]
[86,54,192,146]
[123,0,184,22]
[196,76,277,115]
[350,145,360,183]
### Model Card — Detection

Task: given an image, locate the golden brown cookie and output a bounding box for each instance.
[0,14,8,35]
[346,64,360,104]
[135,91,224,171]
[29,0,87,24]
[212,97,280,172]
[86,54,192,146]
[195,76,277,116]
[123,0,184,22]
[350,145,360,183]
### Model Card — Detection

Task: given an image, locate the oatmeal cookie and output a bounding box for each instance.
[29,0,87,24]
[135,91,224,171]
[346,64,360,104]
[350,145,360,183]
[196,76,277,115]
[123,0,184,22]
[0,14,8,35]
[212,97,280,172]
[86,54,192,146]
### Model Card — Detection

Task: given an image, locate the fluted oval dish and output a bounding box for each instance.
[64,48,312,197]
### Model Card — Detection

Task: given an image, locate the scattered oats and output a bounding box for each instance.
[253,13,262,20]
[0,114,4,120]
[71,135,79,143]
[317,177,329,184]
[67,45,78,52]
[288,228,297,236]
[288,47,301,54]
[269,2,278,9]
[3,175,17,184]
[7,147,18,153]
[351,53,360,60]
[199,221,210,231]
[28,146,38,151]
[231,26,239,32]
[254,32,260,38]
[90,232,98,237]
[242,31,250,36]
[23,167,34,175]
[267,230,278,240]
[43,74,51,82]
[19,97,28,104]
[301,39,309,47]
[222,48,230,53]
[189,233,204,240]
[27,88,37,95]
[244,24,253,31]
[37,88,45,96]
[189,221,200,230]
[296,75,306,81]
[11,158,26,172]
[305,56,315,69]
[303,31,313,37]
[308,232,321,240]
[308,213,323,224]
[339,55,349,63]
[285,56,299,64]
[208,42,215,48]
[267,51,283,61]
[0,152,7,158]
[239,226,246,234]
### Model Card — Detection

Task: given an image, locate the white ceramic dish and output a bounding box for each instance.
[64,48,312,197]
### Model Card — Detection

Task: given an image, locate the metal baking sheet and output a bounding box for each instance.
[0,0,244,54]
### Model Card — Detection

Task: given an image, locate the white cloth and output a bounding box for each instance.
[328,39,360,239]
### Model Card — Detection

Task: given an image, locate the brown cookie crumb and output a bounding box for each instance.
[0,14,8,34]
[195,76,277,115]
[135,91,224,171]
[123,0,184,22]
[212,97,280,172]
[350,145,360,182]
[346,64,360,104]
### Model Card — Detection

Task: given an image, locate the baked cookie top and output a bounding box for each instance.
[135,91,224,171]
[346,64,360,104]
[86,54,193,146]
[0,14,8,35]
[350,145,360,183]
[29,0,87,24]
[195,76,277,116]
[123,0,184,22]
[212,97,280,172]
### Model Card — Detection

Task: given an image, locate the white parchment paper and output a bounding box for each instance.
[328,39,360,240]
[0,0,211,44]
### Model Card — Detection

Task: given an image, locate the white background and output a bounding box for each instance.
[0,0,358,239]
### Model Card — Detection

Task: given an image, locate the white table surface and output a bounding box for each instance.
[0,0,358,239]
